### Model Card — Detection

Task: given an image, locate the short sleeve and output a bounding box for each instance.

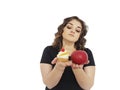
[40,46,53,64]
[84,48,95,67]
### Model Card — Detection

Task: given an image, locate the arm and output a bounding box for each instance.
[40,63,64,89]
[72,66,95,90]
[40,58,72,89]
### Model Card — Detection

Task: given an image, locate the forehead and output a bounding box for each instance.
[67,19,82,27]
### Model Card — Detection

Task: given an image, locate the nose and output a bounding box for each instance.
[70,30,75,34]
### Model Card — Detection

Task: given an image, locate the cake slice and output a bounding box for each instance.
[57,48,69,62]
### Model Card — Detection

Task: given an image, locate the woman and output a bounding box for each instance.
[40,16,95,90]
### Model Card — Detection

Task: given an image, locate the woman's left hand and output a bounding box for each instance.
[72,63,83,69]
[71,60,89,69]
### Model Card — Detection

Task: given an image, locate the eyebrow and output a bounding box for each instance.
[68,23,82,29]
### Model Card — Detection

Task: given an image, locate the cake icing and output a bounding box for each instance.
[57,48,69,62]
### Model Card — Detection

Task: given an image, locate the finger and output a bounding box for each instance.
[51,57,57,64]
[73,64,83,69]
[76,64,79,68]
[84,60,89,64]
[86,60,90,64]
[72,63,77,69]
[66,61,72,66]
[79,65,83,68]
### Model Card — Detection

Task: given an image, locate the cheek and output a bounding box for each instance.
[75,34,80,40]
[62,29,69,36]
[62,30,67,38]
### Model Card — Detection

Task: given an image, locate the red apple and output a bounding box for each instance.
[71,50,88,65]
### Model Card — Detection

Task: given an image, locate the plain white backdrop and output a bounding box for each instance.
[0,0,120,90]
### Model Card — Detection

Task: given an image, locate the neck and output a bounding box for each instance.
[62,39,76,54]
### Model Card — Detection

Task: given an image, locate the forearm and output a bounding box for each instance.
[72,68,93,90]
[43,65,65,89]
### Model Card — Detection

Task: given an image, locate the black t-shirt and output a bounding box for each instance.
[40,46,95,90]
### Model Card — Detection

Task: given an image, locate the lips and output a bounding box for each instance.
[68,34,74,37]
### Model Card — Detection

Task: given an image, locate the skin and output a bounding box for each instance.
[40,19,95,90]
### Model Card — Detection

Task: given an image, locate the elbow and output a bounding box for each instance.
[43,79,55,89]
[45,86,53,89]
[89,81,94,89]
[85,83,94,90]
[82,86,93,90]
[81,81,94,90]
[83,85,93,90]
[45,84,54,90]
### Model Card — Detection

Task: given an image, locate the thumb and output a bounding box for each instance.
[51,57,57,64]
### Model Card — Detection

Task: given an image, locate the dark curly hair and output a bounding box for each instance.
[52,16,88,50]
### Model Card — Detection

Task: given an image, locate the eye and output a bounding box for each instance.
[76,29,81,33]
[66,25,72,29]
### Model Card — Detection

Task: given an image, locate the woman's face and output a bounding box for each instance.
[62,19,82,43]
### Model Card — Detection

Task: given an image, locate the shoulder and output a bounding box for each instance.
[84,48,95,60]
[84,48,93,55]
[84,47,96,67]
[84,47,94,59]
[44,46,53,51]
[40,46,59,64]
[43,46,59,55]
[84,48,94,54]
[84,48,92,52]
[44,46,59,52]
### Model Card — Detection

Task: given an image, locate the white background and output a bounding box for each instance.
[0,0,120,90]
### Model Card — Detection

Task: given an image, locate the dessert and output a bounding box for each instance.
[57,48,69,62]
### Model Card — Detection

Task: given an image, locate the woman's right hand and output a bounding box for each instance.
[51,57,72,70]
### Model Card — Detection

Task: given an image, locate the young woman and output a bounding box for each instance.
[40,16,95,90]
